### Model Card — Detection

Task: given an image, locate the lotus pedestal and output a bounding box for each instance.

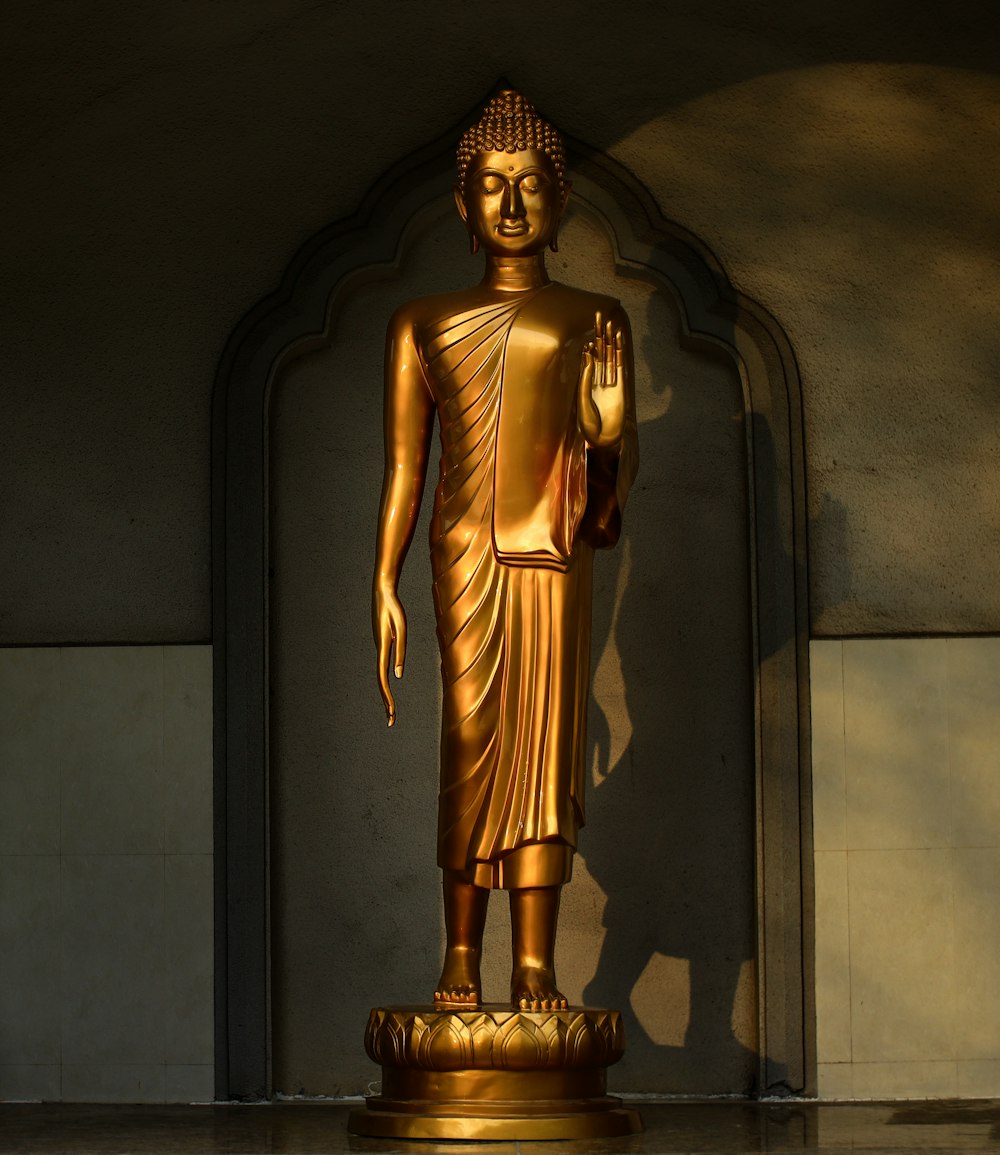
[348,1005,641,1141]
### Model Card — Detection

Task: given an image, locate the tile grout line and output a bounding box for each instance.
[943,640,958,1078]
[943,638,955,853]
[161,645,168,1102]
[162,644,167,859]
[57,646,65,1102]
[838,638,849,854]
[840,642,854,1091]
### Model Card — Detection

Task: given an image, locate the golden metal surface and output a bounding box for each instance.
[350,1006,640,1140]
[379,1069,607,1102]
[372,90,638,1015]
[364,1005,625,1070]
[347,1103,643,1140]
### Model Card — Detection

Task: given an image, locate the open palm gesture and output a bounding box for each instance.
[578,311,627,448]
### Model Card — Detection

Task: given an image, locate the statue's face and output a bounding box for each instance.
[459,148,564,256]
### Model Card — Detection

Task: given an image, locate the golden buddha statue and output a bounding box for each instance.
[372,91,638,1014]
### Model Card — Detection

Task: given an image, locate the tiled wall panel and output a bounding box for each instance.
[4,637,995,1101]
[0,646,213,1103]
[812,637,1000,1099]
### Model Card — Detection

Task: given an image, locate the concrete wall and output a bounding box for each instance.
[811,637,1000,1099]
[1,0,998,1102]
[2,5,997,642]
[0,647,213,1102]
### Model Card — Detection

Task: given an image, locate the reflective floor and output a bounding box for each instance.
[1,1101,999,1154]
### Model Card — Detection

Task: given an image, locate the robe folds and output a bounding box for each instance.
[418,283,637,890]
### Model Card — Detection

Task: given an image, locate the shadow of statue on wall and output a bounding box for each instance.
[580,297,772,1094]
[580,315,851,1093]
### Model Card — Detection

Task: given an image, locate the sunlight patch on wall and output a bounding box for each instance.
[629,953,690,1048]
[730,958,758,1054]
[591,536,633,784]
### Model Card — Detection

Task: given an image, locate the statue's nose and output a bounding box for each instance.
[502,181,525,219]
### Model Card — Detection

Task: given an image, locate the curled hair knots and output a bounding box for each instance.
[457,90,566,194]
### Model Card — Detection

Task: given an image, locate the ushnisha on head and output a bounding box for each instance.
[457,90,567,197]
[455,91,571,258]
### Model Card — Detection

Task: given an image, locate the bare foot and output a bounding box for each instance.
[434,947,482,1007]
[511,965,568,1011]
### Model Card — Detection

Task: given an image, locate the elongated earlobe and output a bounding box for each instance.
[469,232,480,255]
[552,182,571,251]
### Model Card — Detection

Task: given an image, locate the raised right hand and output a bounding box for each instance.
[578,311,627,448]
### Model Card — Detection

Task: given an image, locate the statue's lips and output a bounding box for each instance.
[496,222,529,236]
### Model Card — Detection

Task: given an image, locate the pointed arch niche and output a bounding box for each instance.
[212,120,813,1101]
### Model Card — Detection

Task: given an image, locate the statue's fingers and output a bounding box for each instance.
[594,311,604,364]
[614,330,624,385]
[605,320,615,383]
[393,610,407,678]
[579,343,595,388]
[376,652,396,726]
[376,614,399,718]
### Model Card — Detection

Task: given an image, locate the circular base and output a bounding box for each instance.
[351,1005,641,1140]
[348,1099,642,1140]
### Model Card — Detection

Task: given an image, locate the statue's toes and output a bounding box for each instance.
[515,989,566,1011]
[448,985,478,1004]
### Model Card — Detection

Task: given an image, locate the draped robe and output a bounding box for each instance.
[416,283,637,889]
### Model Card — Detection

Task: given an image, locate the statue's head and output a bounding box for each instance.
[455,91,571,256]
